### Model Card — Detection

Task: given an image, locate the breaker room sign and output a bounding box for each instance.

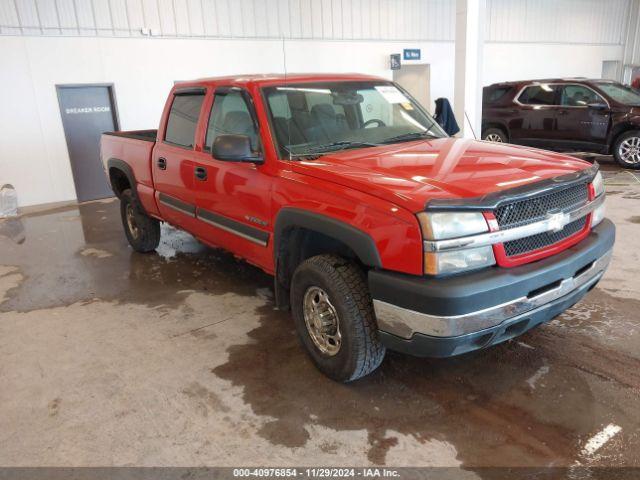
[65,106,111,114]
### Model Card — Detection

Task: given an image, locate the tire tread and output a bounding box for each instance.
[120,189,161,252]
[297,254,385,381]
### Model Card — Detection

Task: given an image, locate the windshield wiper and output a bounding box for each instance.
[291,140,380,158]
[309,140,381,153]
[381,131,439,144]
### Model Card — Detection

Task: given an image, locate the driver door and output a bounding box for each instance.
[191,87,272,268]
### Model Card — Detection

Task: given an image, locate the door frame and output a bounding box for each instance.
[392,64,431,113]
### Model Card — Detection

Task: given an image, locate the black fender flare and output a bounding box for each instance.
[106,158,138,201]
[273,207,382,268]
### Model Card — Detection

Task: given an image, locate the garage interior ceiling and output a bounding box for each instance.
[0,0,630,45]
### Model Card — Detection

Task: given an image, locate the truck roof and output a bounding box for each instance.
[175,73,388,88]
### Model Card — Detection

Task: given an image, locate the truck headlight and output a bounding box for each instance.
[592,171,604,198]
[417,212,496,275]
[424,246,496,275]
[418,212,489,240]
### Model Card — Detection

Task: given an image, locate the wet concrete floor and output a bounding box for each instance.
[0,161,639,474]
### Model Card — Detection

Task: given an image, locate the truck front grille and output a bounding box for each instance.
[503,217,588,256]
[494,183,589,257]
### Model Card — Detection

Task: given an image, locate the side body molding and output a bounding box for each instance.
[274,208,382,268]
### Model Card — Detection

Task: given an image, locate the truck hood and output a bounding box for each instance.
[289,138,592,212]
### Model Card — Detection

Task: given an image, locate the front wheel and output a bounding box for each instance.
[613,130,640,169]
[290,254,385,382]
[483,128,508,143]
[120,189,161,252]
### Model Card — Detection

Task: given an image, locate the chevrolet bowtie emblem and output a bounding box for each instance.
[547,211,570,233]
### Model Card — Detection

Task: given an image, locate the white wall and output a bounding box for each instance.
[484,43,624,85]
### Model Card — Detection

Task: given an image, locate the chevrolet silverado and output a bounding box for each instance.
[101,73,614,382]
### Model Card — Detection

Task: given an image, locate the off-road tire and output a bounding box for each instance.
[291,254,385,382]
[613,130,640,169]
[120,189,161,252]
[483,127,508,143]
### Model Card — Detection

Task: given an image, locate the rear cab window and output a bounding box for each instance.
[164,90,206,148]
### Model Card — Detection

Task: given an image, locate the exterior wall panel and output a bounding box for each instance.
[1,0,628,45]
[487,0,630,45]
[1,0,457,41]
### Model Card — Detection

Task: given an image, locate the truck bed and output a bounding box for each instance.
[100,129,159,216]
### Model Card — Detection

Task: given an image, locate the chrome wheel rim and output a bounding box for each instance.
[125,204,140,239]
[619,137,640,164]
[485,133,503,143]
[303,286,342,356]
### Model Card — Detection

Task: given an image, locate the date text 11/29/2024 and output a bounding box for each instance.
[233,468,400,478]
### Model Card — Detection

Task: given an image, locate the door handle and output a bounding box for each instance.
[157,157,167,170]
[557,110,569,115]
[195,166,207,181]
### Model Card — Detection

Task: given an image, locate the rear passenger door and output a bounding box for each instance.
[191,87,272,267]
[510,84,560,148]
[153,88,206,228]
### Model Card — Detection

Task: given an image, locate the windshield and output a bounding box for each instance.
[262,81,446,158]
[595,82,640,106]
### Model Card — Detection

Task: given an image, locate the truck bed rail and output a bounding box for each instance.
[103,130,157,142]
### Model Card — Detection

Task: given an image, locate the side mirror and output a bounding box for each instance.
[212,134,263,163]
[588,103,608,111]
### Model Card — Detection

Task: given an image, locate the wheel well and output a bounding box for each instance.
[482,123,508,140]
[609,124,640,153]
[109,167,131,198]
[274,227,364,310]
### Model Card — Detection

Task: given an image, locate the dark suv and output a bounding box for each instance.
[482,78,640,168]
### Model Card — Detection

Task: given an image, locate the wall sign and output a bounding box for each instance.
[390,54,401,70]
[64,106,111,114]
[403,49,421,61]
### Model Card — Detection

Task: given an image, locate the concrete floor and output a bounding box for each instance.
[1,160,639,473]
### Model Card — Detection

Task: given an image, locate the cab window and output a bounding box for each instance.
[164,91,206,147]
[205,90,259,152]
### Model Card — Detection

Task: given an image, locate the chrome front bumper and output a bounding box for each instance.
[373,250,610,339]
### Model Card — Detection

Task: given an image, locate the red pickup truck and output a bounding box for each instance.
[101,73,614,382]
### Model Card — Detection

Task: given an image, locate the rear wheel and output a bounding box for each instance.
[120,189,160,252]
[483,128,508,143]
[291,254,385,382]
[613,130,640,169]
